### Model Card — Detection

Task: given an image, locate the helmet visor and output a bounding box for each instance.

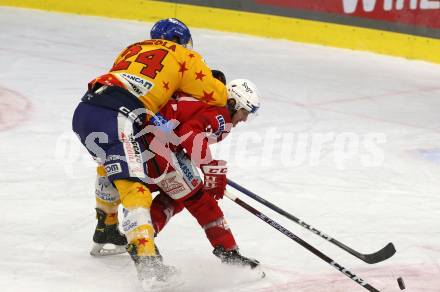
[238,101,259,115]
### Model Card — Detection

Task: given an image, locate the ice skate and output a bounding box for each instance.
[213,246,259,268]
[213,246,265,278]
[127,244,182,291]
[90,208,127,256]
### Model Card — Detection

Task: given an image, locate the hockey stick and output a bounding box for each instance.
[225,190,381,292]
[227,179,396,264]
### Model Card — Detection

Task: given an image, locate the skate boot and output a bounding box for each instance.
[90,208,127,256]
[213,246,260,269]
[127,243,181,291]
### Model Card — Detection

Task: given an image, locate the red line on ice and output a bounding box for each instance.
[0,86,32,131]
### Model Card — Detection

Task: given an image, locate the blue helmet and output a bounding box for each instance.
[150,18,193,48]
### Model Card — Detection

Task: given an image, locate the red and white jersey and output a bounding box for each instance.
[158,96,231,166]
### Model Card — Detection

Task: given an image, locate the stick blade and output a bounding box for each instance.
[361,242,396,264]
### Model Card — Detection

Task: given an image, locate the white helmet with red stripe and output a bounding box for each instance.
[227,79,261,114]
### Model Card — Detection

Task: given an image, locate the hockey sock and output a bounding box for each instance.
[95,166,120,225]
[204,218,237,251]
[184,190,237,250]
[114,179,156,256]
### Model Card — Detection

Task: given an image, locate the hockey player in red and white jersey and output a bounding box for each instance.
[145,75,262,269]
[93,73,262,269]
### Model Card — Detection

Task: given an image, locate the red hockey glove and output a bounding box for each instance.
[201,160,227,200]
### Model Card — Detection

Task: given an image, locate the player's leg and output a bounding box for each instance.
[113,178,156,256]
[73,102,172,280]
[184,190,260,269]
[103,114,157,258]
[151,192,184,234]
[149,150,236,249]
[148,150,201,234]
[73,102,130,255]
[90,165,127,256]
[152,150,237,249]
[175,151,260,268]
[183,190,237,249]
[149,150,259,268]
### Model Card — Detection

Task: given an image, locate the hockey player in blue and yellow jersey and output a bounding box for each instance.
[72,18,226,288]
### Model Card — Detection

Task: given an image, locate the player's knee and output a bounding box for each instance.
[154,193,185,214]
[96,165,106,176]
[151,193,184,233]
[114,179,153,209]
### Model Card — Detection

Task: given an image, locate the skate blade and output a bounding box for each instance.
[90,243,127,256]
[141,276,184,292]
[256,267,266,279]
[230,263,266,279]
[139,266,183,292]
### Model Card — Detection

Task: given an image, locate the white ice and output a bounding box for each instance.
[0,7,439,292]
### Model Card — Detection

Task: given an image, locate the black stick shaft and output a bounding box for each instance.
[225,191,380,292]
[227,179,395,264]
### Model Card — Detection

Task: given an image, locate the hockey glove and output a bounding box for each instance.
[201,160,227,200]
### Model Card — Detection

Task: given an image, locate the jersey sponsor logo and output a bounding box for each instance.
[159,175,186,195]
[343,0,439,13]
[116,73,154,98]
[214,115,226,137]
[174,151,201,188]
[128,82,143,96]
[158,171,195,199]
[121,134,142,165]
[118,116,145,179]
[121,73,154,89]
[125,138,145,178]
[181,164,194,181]
[105,163,122,176]
[177,156,195,182]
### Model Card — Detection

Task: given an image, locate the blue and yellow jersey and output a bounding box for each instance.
[89,39,227,116]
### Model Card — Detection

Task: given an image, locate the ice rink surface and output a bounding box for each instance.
[1,7,439,292]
